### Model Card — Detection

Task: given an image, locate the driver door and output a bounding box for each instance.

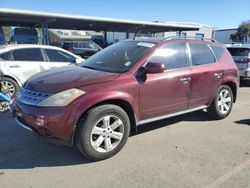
[139,42,191,121]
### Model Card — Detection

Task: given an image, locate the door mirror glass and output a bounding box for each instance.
[145,62,165,74]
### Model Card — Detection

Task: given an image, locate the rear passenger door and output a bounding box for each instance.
[188,43,223,108]
[43,48,76,68]
[6,48,47,83]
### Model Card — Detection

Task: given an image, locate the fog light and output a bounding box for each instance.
[34,116,46,127]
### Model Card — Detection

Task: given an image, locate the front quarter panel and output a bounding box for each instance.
[71,75,139,128]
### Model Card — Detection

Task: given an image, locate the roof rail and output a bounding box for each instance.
[163,36,217,43]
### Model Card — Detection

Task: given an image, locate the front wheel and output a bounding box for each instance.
[76,104,130,161]
[207,85,233,120]
[1,77,19,98]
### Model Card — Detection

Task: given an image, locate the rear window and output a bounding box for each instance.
[0,52,10,60]
[15,29,37,35]
[227,48,250,57]
[210,45,224,60]
[73,41,99,49]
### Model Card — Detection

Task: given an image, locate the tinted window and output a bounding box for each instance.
[189,43,215,66]
[81,41,153,73]
[0,52,10,60]
[211,45,224,60]
[146,42,187,70]
[45,49,76,62]
[227,48,250,57]
[73,41,100,50]
[13,48,43,61]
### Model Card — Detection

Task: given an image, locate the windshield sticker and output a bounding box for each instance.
[124,61,132,67]
[137,42,155,48]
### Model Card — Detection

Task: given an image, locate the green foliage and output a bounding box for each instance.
[2,26,11,40]
[230,20,250,42]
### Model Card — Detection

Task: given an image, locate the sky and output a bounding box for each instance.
[0,0,249,29]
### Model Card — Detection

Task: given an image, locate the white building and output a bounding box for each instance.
[105,22,215,44]
[215,29,250,44]
[157,22,215,39]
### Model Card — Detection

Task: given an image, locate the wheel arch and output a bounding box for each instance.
[72,99,138,146]
[222,81,237,103]
[1,75,21,87]
[86,99,137,132]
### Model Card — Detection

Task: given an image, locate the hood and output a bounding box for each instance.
[25,65,119,93]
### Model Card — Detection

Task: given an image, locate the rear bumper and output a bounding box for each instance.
[239,68,250,79]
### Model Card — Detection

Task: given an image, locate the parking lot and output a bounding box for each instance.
[0,86,249,188]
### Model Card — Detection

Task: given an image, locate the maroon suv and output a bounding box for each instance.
[13,37,239,161]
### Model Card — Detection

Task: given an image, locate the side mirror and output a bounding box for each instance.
[75,58,85,64]
[145,62,165,74]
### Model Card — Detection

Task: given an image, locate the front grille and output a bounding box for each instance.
[17,88,52,106]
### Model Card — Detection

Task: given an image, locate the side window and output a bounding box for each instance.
[0,52,10,60]
[45,49,76,62]
[13,48,44,61]
[210,45,224,61]
[189,43,215,66]
[146,42,188,70]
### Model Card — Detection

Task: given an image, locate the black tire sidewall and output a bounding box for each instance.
[77,105,130,161]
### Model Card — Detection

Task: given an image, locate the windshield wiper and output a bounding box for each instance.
[82,65,97,70]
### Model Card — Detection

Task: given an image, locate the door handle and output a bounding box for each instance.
[214,72,223,78]
[180,77,192,83]
[9,65,21,68]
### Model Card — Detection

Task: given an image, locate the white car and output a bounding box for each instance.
[226,44,250,84]
[0,44,84,97]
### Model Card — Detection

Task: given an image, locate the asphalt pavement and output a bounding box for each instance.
[0,87,249,188]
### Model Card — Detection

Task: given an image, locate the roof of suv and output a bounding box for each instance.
[127,37,218,45]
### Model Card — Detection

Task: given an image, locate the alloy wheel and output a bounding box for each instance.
[1,81,15,97]
[217,89,232,114]
[90,115,124,153]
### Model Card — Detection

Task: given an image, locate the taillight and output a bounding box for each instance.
[68,47,73,52]
[236,58,250,63]
[242,58,250,63]
[13,38,17,44]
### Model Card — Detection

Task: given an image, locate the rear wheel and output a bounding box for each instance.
[207,85,233,120]
[76,104,130,161]
[1,77,19,98]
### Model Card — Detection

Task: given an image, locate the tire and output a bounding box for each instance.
[1,77,19,98]
[76,104,131,161]
[207,85,233,120]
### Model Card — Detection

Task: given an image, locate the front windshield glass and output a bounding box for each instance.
[81,41,154,73]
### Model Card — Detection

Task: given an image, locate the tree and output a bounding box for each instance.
[2,26,11,40]
[230,20,250,42]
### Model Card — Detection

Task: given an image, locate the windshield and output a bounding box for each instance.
[73,41,100,50]
[81,41,154,73]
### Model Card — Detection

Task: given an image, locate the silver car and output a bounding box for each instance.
[227,44,250,84]
[0,44,84,97]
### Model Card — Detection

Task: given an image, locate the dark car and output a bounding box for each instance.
[13,37,239,161]
[0,27,6,45]
[62,40,102,59]
[10,28,38,44]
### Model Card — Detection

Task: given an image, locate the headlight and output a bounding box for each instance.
[37,88,85,107]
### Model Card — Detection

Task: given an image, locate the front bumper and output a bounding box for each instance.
[12,101,77,146]
[14,116,71,146]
